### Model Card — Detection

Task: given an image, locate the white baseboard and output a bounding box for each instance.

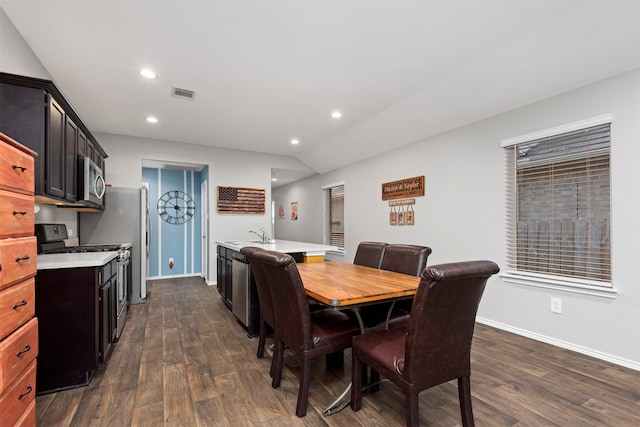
[476,317,640,371]
[147,273,203,281]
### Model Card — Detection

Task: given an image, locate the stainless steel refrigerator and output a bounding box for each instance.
[79,186,149,304]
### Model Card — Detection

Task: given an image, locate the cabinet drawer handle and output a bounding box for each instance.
[16,255,30,262]
[12,164,28,172]
[13,300,27,309]
[16,344,31,356]
[12,211,27,216]
[18,384,33,400]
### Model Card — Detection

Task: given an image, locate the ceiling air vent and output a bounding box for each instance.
[171,87,196,101]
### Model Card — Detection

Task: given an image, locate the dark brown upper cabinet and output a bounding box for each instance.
[0,72,107,208]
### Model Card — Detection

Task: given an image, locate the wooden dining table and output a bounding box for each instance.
[295,260,421,415]
[296,260,421,308]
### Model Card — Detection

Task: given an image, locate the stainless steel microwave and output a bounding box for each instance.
[77,156,105,206]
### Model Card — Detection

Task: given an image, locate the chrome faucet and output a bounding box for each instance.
[249,229,270,243]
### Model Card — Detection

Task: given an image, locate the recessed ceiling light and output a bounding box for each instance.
[140,69,157,79]
[331,111,342,118]
[291,139,300,145]
[271,178,277,182]
[146,116,158,123]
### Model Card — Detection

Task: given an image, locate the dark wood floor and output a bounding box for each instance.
[36,277,640,426]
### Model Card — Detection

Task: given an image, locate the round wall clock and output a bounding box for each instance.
[157,190,196,224]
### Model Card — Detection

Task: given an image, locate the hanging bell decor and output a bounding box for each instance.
[388,198,415,226]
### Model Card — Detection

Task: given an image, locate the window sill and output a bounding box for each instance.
[500,271,618,299]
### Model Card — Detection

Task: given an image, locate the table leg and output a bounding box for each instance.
[322,307,365,415]
[323,304,396,416]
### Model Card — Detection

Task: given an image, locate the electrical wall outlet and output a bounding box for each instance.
[550,297,562,314]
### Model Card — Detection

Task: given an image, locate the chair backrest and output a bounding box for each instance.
[353,242,388,269]
[241,247,275,327]
[248,248,314,350]
[380,244,432,276]
[403,260,499,390]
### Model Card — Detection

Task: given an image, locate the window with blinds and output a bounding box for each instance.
[323,183,344,251]
[504,120,611,287]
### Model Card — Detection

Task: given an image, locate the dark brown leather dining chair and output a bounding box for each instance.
[380,244,432,276]
[249,248,361,417]
[351,260,500,427]
[373,244,432,327]
[240,247,278,377]
[353,241,388,269]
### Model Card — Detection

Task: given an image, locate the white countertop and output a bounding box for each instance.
[217,239,337,255]
[37,251,119,270]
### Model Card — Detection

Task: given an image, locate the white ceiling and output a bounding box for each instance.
[2,1,639,185]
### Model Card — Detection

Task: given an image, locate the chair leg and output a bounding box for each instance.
[269,342,277,378]
[272,340,284,388]
[404,391,420,427]
[256,319,266,359]
[295,358,312,417]
[458,376,475,427]
[350,353,363,411]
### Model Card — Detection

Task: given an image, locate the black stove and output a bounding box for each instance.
[36,223,124,254]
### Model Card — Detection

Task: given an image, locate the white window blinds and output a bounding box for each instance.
[505,122,611,285]
[323,184,344,251]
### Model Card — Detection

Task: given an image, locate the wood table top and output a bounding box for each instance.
[296,261,421,307]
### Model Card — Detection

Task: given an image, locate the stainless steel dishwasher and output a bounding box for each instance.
[231,251,250,327]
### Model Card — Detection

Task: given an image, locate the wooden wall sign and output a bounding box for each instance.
[217,186,265,214]
[382,176,425,201]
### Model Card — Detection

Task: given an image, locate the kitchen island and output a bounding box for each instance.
[216,239,337,262]
[216,239,337,337]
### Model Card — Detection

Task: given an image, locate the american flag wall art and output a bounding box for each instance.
[217,186,265,214]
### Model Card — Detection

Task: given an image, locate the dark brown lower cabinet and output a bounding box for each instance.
[216,246,233,309]
[35,258,117,394]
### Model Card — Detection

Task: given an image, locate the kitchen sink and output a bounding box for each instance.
[226,240,266,246]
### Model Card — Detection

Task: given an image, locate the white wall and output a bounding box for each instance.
[0,7,50,78]
[95,131,315,284]
[274,69,640,369]
[273,176,326,244]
